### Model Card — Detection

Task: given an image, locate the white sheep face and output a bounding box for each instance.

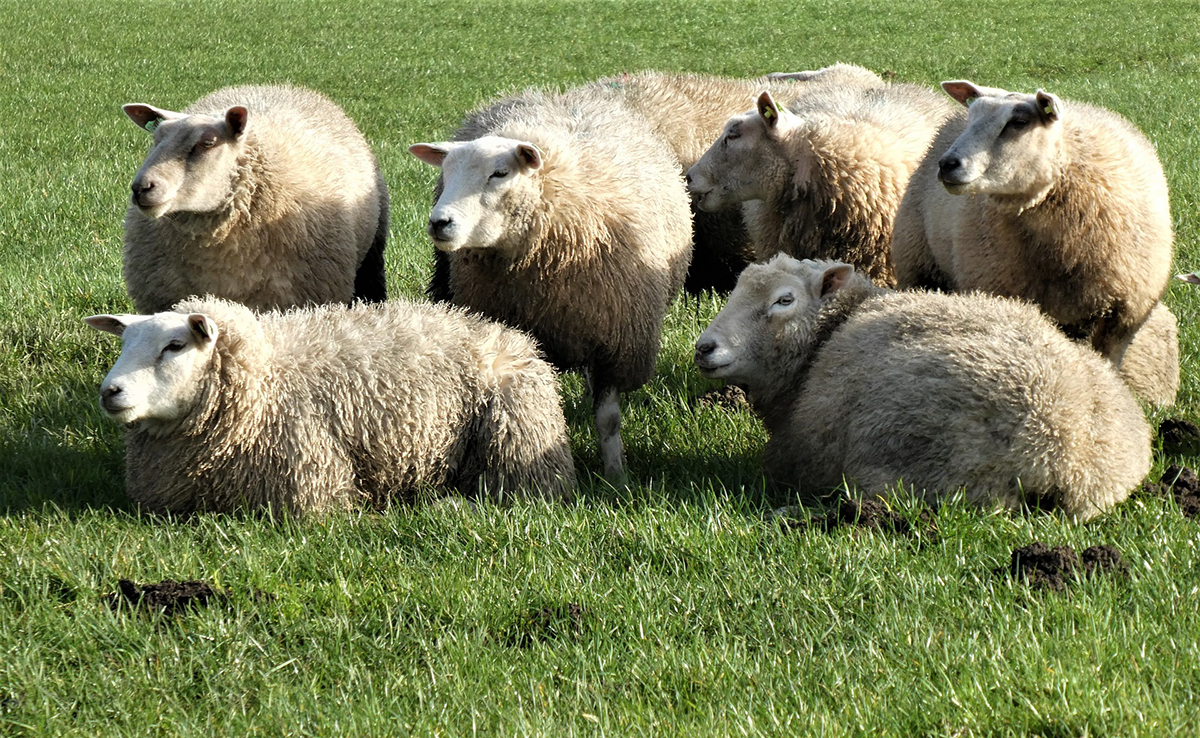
[936,81,1063,199]
[694,255,853,392]
[123,103,249,218]
[687,93,794,212]
[409,136,543,253]
[85,311,219,429]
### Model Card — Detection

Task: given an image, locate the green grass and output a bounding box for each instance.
[3,0,1200,734]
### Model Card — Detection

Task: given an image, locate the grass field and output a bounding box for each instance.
[3,0,1200,734]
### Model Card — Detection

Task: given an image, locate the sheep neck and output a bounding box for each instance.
[752,281,881,432]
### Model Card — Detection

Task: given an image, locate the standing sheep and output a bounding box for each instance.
[694,255,1151,521]
[409,89,693,481]
[85,297,575,514]
[890,81,1174,386]
[686,83,957,286]
[122,85,389,313]
[426,64,885,297]
[585,63,886,293]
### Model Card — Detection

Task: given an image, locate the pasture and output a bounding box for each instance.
[3,0,1200,734]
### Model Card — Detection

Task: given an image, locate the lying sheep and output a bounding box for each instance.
[694,255,1151,521]
[891,80,1174,381]
[687,83,957,286]
[409,88,693,481]
[587,64,885,292]
[122,85,389,313]
[85,298,575,514]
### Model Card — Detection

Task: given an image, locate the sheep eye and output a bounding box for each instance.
[161,340,186,356]
[1003,116,1030,133]
[193,137,217,153]
[489,169,509,180]
[774,294,794,307]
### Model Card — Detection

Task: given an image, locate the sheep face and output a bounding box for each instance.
[936,81,1064,200]
[123,103,249,218]
[85,311,219,431]
[687,92,795,212]
[409,136,543,254]
[694,255,853,392]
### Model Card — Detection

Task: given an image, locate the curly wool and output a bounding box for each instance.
[123,298,575,514]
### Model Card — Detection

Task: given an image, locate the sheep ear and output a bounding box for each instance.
[187,314,218,344]
[941,80,985,108]
[819,264,855,298]
[408,143,451,168]
[516,142,543,172]
[1176,272,1200,285]
[757,91,783,130]
[123,104,177,132]
[84,314,132,336]
[225,106,249,138]
[1034,90,1061,123]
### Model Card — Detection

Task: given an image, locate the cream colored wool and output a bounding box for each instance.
[89,298,575,514]
[891,82,1174,399]
[695,256,1151,521]
[411,87,693,480]
[587,64,885,291]
[122,85,389,313]
[1118,302,1180,407]
[688,81,956,286]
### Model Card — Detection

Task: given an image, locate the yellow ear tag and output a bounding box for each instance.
[1044,104,1055,116]
[763,107,775,121]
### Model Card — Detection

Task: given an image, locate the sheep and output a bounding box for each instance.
[122,84,389,313]
[585,64,886,293]
[409,88,693,481]
[84,297,575,514]
[1118,302,1180,407]
[890,80,1174,383]
[425,65,885,297]
[686,82,957,286]
[693,255,1151,521]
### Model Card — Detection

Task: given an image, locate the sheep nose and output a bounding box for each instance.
[428,217,453,241]
[101,385,123,412]
[937,156,962,181]
[694,339,717,357]
[131,179,156,205]
[685,172,693,187]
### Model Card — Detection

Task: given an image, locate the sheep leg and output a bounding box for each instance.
[1091,300,1143,368]
[352,182,390,303]
[593,383,627,484]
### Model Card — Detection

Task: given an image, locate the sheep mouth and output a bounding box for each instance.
[133,200,173,218]
[694,358,734,376]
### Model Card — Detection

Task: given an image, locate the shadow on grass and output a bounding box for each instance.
[0,376,131,516]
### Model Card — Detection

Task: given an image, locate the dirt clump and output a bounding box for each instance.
[1007,541,1127,592]
[106,579,227,616]
[505,602,588,648]
[1159,418,1200,454]
[1141,465,1200,519]
[692,385,749,411]
[777,498,936,540]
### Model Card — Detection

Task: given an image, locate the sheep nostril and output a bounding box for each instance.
[102,386,122,399]
[937,157,962,178]
[695,340,717,356]
[429,218,453,239]
[684,172,693,186]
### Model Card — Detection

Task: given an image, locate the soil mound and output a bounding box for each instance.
[778,499,936,539]
[105,579,226,616]
[1007,542,1126,592]
[1142,465,1200,519]
[1159,418,1200,454]
[692,385,749,411]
